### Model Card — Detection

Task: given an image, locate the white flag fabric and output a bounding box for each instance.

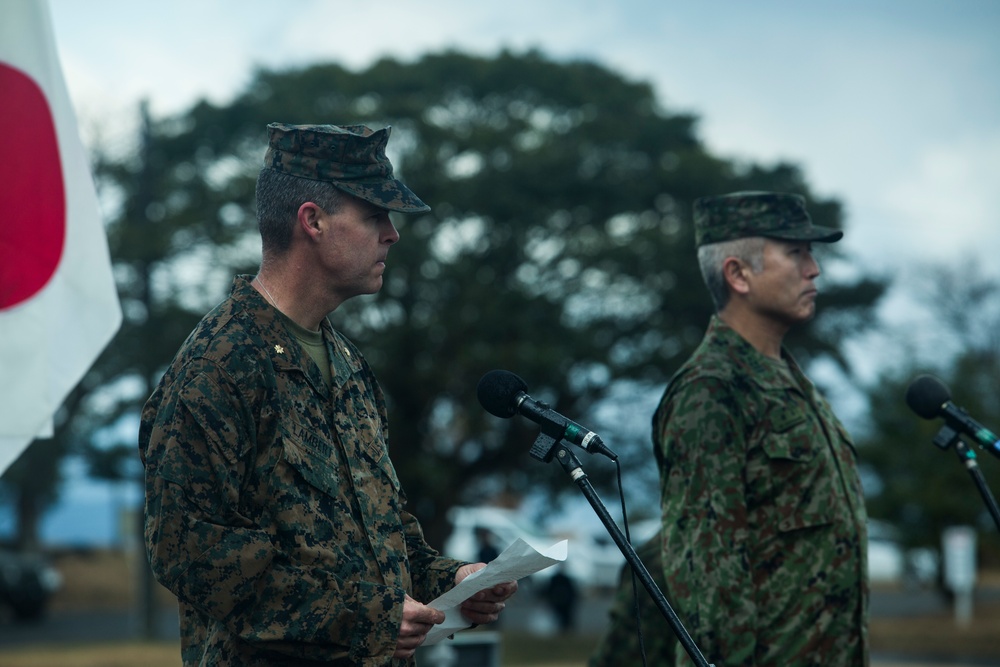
[0,0,122,475]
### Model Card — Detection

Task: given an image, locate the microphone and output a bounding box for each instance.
[477,370,618,461]
[905,374,1000,458]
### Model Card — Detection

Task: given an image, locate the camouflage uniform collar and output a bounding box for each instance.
[230,275,361,394]
[705,315,809,394]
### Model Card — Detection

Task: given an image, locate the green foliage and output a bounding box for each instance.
[31,50,884,547]
[857,261,1000,562]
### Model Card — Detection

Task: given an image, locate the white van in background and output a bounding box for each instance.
[442,506,627,590]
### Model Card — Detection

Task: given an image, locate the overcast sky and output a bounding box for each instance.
[48,0,1000,278]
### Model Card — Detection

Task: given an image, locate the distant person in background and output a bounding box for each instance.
[476,527,501,563]
[653,192,868,666]
[589,529,675,666]
[140,122,516,666]
[542,565,579,634]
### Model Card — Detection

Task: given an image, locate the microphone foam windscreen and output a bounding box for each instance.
[477,370,528,418]
[905,374,952,420]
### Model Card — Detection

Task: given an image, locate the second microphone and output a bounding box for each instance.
[477,369,618,461]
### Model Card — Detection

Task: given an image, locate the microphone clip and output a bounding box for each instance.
[933,423,962,451]
[530,432,589,486]
[529,432,561,463]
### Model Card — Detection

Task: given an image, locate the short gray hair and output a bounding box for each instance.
[697,236,766,311]
[255,168,345,256]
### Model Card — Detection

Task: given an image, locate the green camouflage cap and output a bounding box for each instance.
[693,191,842,247]
[264,123,430,213]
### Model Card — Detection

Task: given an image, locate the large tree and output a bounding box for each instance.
[34,49,883,548]
[857,259,1000,565]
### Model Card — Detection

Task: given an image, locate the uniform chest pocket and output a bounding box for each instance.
[760,405,818,462]
[754,403,833,533]
[278,421,340,498]
[330,384,401,494]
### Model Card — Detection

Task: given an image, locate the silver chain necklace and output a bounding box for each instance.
[255,275,279,310]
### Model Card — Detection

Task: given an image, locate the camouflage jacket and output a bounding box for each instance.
[653,316,869,667]
[140,276,463,666]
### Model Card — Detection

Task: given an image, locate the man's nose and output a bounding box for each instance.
[382,219,400,244]
[805,253,820,278]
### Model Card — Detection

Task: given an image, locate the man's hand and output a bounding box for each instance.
[455,562,518,625]
[393,594,445,659]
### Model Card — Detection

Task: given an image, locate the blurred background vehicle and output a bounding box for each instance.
[443,505,640,591]
[0,548,62,622]
[868,520,906,584]
[868,519,939,587]
[444,507,945,592]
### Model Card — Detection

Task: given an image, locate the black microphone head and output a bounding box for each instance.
[905,374,952,420]
[477,370,528,418]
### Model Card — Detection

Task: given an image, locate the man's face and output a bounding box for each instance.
[744,239,822,326]
[318,195,400,301]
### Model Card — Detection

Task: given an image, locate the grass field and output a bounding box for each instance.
[1,629,998,667]
[0,642,181,667]
[0,634,603,667]
[1,549,999,666]
[1,622,999,666]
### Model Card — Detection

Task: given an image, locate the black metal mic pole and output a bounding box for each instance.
[529,434,716,667]
[951,438,1000,532]
[930,423,1000,532]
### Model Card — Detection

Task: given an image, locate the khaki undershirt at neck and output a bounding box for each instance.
[282,315,332,388]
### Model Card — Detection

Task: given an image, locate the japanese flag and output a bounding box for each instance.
[0,0,122,475]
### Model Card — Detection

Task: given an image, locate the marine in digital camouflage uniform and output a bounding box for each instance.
[653,192,869,666]
[140,123,516,667]
[588,529,676,667]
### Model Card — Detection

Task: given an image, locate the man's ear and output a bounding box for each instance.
[723,257,751,296]
[297,202,324,240]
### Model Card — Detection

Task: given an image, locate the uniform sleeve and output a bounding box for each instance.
[141,360,404,662]
[656,376,757,667]
[401,509,466,603]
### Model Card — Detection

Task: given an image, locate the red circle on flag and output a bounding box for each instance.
[0,63,66,311]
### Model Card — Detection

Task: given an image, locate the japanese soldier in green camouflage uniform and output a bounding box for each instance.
[140,123,516,666]
[653,192,868,666]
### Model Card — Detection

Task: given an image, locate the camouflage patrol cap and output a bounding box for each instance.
[693,191,842,247]
[264,123,430,213]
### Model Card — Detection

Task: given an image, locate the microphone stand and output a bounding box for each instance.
[932,425,1000,532]
[529,433,716,667]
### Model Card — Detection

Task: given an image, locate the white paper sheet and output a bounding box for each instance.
[422,537,568,645]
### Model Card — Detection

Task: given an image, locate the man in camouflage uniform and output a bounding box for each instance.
[653,192,868,666]
[140,123,516,666]
[588,529,676,667]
